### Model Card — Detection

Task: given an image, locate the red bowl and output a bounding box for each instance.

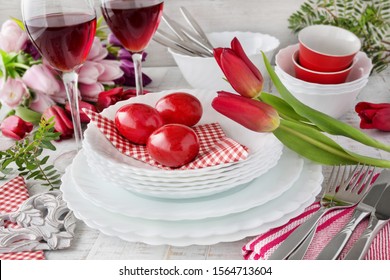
[293,51,353,84]
[298,25,361,72]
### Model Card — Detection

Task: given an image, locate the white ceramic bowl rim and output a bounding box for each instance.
[298,24,361,57]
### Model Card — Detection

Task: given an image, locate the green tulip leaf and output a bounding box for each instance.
[15,106,42,125]
[259,92,310,123]
[275,120,390,168]
[262,52,390,153]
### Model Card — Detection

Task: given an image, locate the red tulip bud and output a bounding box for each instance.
[0,115,33,140]
[65,100,97,123]
[355,102,390,132]
[214,37,263,98]
[42,105,74,139]
[212,91,280,132]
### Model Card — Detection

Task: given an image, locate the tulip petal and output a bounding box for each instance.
[231,37,263,81]
[372,108,390,131]
[219,49,263,98]
[212,91,279,132]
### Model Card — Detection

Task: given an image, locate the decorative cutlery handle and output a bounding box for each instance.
[316,209,369,260]
[343,216,386,260]
[268,208,327,260]
[287,226,316,260]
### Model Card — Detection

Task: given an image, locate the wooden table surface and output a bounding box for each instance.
[41,66,390,260]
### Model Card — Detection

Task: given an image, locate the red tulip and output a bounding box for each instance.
[355,102,390,131]
[65,100,97,123]
[212,91,280,132]
[214,37,263,98]
[42,105,74,139]
[0,115,33,140]
[96,87,136,112]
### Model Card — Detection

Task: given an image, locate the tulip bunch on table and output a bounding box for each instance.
[0,18,152,140]
[211,38,390,168]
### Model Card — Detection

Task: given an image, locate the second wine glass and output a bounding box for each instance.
[101,0,164,96]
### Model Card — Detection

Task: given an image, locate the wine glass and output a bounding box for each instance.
[101,0,164,96]
[21,0,96,170]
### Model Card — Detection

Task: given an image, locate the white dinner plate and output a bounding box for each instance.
[72,148,304,220]
[61,153,323,244]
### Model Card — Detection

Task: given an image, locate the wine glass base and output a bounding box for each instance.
[53,150,78,173]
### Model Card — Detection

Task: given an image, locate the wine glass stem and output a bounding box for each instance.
[62,71,82,151]
[132,52,144,96]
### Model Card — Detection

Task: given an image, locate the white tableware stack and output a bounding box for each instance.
[61,89,324,246]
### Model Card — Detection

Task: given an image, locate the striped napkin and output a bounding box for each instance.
[243,176,390,260]
[0,177,45,260]
[84,109,249,170]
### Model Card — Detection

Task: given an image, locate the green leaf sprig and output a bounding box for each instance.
[260,52,390,168]
[288,0,390,73]
[0,117,62,190]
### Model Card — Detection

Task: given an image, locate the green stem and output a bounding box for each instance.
[7,63,30,70]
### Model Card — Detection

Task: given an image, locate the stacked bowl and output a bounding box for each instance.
[275,25,373,118]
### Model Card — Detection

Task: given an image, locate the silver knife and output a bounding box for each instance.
[344,181,390,260]
[316,170,390,260]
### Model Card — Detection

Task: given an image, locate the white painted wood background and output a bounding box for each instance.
[0,0,306,66]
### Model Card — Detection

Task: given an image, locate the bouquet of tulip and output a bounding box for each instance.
[0,17,152,139]
[212,38,390,168]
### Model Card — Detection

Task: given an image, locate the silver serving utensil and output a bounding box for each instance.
[162,14,213,56]
[155,29,211,57]
[316,170,390,260]
[180,6,214,50]
[344,182,390,260]
[153,34,202,57]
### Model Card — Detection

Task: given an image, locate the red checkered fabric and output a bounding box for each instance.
[0,176,45,260]
[84,109,249,169]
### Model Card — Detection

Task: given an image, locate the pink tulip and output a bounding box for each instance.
[214,37,264,98]
[0,77,30,108]
[22,64,62,96]
[87,37,109,62]
[212,91,280,132]
[42,105,73,139]
[0,115,33,140]
[78,82,105,102]
[0,20,28,53]
[98,60,124,83]
[29,91,56,113]
[78,61,105,85]
[65,100,97,123]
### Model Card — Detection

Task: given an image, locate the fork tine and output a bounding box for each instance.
[339,164,361,192]
[353,166,376,195]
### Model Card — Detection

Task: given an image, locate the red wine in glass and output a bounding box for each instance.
[101,0,163,53]
[24,13,96,72]
[101,0,164,95]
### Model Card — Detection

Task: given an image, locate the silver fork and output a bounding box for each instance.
[268,164,374,260]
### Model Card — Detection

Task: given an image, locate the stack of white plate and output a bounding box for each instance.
[61,89,324,246]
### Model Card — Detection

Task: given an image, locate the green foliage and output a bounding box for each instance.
[0,117,62,190]
[288,0,390,73]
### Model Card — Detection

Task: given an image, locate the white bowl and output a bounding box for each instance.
[169,31,280,91]
[273,43,372,118]
[275,44,372,91]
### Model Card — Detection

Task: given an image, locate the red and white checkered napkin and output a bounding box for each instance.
[242,175,390,260]
[0,177,45,260]
[84,109,249,169]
